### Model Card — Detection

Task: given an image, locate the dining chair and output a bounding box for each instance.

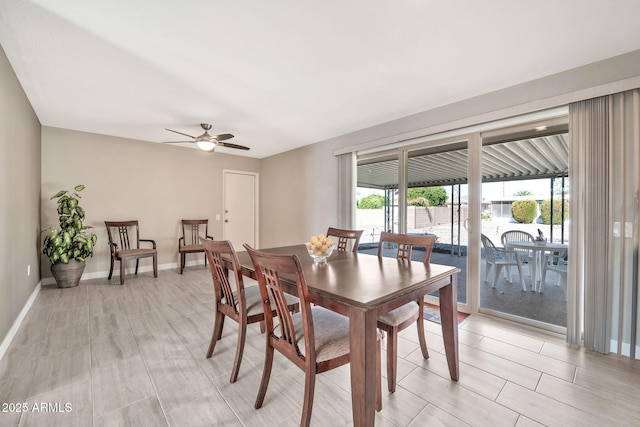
[202,239,299,383]
[481,234,526,291]
[104,220,157,285]
[376,231,435,393]
[326,227,363,253]
[178,219,213,274]
[244,244,382,426]
[541,249,568,294]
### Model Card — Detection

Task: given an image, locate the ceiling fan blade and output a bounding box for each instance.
[212,133,234,141]
[162,140,194,144]
[217,141,250,150]
[165,128,196,139]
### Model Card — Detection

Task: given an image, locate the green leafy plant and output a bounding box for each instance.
[42,185,97,264]
[407,186,448,207]
[540,199,569,224]
[357,194,385,209]
[511,199,537,224]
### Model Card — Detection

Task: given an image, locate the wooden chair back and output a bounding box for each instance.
[326,227,363,253]
[105,220,141,250]
[377,231,435,263]
[181,219,210,246]
[202,238,243,315]
[244,245,314,370]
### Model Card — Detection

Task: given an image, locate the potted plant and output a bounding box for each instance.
[42,185,97,288]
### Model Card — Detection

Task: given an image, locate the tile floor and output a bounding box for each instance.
[1,266,639,426]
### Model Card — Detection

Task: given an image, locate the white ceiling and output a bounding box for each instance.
[1,1,640,159]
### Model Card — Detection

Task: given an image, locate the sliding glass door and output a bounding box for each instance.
[479,123,569,330]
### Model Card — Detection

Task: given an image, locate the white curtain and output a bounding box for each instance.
[608,90,640,358]
[337,152,357,229]
[569,89,640,357]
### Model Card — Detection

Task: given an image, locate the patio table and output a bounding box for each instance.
[505,241,568,292]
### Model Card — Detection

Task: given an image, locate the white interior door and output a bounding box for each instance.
[223,170,258,250]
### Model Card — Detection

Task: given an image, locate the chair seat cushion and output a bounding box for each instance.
[378,301,419,327]
[289,307,382,363]
[292,306,350,362]
[117,248,156,259]
[232,285,298,317]
[179,244,204,253]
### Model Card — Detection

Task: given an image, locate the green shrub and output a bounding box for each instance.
[407,187,448,207]
[511,200,537,224]
[540,199,569,224]
[358,194,385,209]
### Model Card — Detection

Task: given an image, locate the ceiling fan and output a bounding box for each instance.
[163,123,250,151]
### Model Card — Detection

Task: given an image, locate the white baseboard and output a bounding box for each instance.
[41,260,206,285]
[0,282,41,362]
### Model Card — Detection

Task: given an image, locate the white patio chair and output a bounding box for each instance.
[481,234,526,291]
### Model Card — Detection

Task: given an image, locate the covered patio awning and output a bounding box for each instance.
[357,133,569,189]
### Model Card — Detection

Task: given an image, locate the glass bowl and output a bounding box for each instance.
[305,241,335,263]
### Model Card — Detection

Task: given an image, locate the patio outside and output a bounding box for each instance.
[356,200,568,329]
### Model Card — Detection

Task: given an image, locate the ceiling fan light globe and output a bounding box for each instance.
[196,140,216,151]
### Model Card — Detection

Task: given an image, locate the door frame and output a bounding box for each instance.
[222,169,259,249]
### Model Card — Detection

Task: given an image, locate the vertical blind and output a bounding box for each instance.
[569,89,640,358]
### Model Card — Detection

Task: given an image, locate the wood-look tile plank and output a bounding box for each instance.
[48,307,89,330]
[475,337,576,381]
[22,304,54,326]
[120,298,156,317]
[88,297,126,317]
[54,294,88,312]
[156,300,208,321]
[462,321,545,353]
[209,364,299,426]
[405,347,506,400]
[458,342,541,390]
[165,392,242,427]
[0,342,38,381]
[377,380,430,426]
[496,381,616,426]
[146,357,215,414]
[573,364,640,407]
[38,324,90,357]
[536,373,640,425]
[28,345,91,399]
[515,416,545,427]
[95,396,168,427]
[167,311,212,346]
[21,379,92,427]
[135,328,193,366]
[408,403,470,427]
[89,312,133,338]
[127,310,172,337]
[0,411,21,427]
[399,365,519,427]
[91,355,155,417]
[91,333,140,367]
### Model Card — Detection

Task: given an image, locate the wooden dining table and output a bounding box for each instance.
[232,244,461,427]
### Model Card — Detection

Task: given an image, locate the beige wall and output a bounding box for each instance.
[0,45,41,344]
[260,139,339,247]
[258,50,640,249]
[41,127,260,279]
